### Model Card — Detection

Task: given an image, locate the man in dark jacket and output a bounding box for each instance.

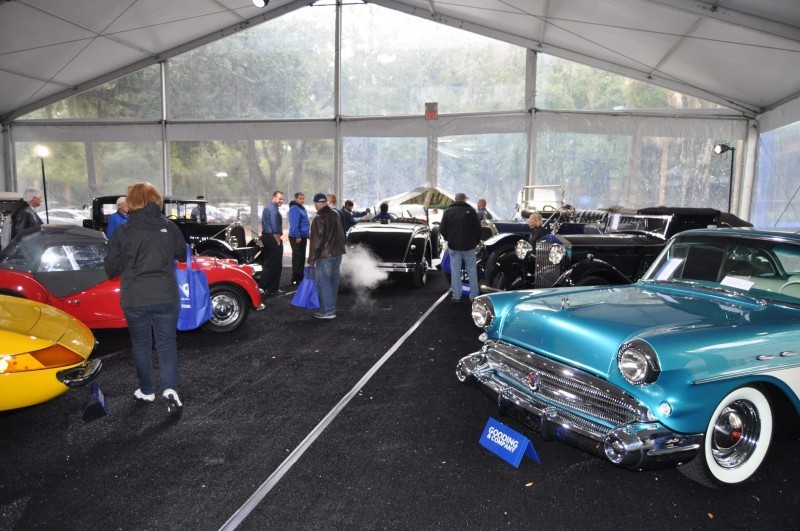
[439,192,481,302]
[308,193,346,319]
[11,187,43,240]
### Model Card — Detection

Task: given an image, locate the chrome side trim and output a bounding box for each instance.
[693,359,800,384]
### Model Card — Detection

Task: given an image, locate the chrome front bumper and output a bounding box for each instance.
[377,261,418,274]
[57,358,103,388]
[457,341,702,470]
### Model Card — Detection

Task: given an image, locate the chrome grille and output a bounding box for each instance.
[534,240,564,288]
[484,341,649,428]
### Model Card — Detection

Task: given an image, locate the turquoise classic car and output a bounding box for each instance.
[457,228,800,487]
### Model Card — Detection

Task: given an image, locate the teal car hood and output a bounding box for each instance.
[490,284,800,379]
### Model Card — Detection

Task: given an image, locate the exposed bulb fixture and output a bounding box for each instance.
[713,143,733,155]
[253,0,269,8]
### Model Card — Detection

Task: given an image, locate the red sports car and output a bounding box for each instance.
[0,225,264,333]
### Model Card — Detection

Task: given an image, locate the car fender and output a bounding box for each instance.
[483,233,524,254]
[555,258,632,287]
[195,238,237,259]
[200,260,262,308]
[0,271,52,305]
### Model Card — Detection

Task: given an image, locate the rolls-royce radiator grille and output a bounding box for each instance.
[483,341,649,428]
[534,240,563,288]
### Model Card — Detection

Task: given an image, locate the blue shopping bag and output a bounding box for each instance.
[442,248,471,295]
[176,245,213,331]
[440,247,451,274]
[291,266,320,309]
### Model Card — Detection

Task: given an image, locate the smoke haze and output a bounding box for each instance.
[341,245,388,306]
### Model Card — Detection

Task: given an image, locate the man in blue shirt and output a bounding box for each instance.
[106,196,129,238]
[288,192,310,285]
[476,198,493,222]
[260,191,285,295]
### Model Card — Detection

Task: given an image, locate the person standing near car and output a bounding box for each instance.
[440,192,481,302]
[341,199,370,233]
[103,182,186,416]
[307,193,346,320]
[260,190,285,295]
[288,192,310,285]
[476,198,493,222]
[106,196,129,238]
[10,187,43,240]
[527,212,547,243]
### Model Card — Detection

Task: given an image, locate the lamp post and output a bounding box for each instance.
[34,144,50,223]
[714,143,735,212]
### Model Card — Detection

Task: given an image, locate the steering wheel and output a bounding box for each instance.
[540,205,557,212]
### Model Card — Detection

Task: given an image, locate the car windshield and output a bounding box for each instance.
[641,233,800,305]
[605,213,670,237]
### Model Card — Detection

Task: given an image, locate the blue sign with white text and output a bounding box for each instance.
[479,417,540,468]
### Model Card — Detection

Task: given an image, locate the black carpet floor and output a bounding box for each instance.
[1,269,798,530]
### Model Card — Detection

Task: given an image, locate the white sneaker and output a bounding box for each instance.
[133,389,155,403]
[163,389,183,416]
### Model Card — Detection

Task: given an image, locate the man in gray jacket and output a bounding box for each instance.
[307,193,346,319]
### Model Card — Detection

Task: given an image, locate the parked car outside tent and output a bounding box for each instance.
[459,227,800,487]
[0,225,264,333]
[0,293,102,412]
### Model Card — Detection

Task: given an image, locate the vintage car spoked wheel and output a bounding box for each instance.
[678,386,772,487]
[491,271,525,291]
[203,284,249,333]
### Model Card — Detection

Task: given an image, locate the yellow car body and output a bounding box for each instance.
[0,294,101,411]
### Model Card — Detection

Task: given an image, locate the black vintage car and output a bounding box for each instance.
[486,207,751,291]
[346,217,440,288]
[84,195,261,270]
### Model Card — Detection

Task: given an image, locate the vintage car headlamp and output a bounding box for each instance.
[471,297,495,329]
[617,340,660,385]
[515,239,532,260]
[548,243,566,265]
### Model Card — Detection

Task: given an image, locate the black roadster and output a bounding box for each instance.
[345,217,441,288]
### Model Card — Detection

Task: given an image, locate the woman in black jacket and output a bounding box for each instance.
[104,182,186,416]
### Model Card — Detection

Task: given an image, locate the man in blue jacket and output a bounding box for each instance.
[288,192,310,285]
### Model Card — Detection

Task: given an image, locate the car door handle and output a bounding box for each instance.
[780,351,798,357]
[66,299,80,305]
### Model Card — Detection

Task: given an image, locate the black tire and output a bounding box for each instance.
[491,272,508,290]
[575,275,610,287]
[412,248,430,288]
[484,245,514,286]
[202,284,249,333]
[678,386,773,488]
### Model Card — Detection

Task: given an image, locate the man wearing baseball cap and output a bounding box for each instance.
[307,193,346,319]
[439,192,481,302]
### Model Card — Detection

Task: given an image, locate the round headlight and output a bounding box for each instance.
[548,243,565,264]
[617,340,660,385]
[471,297,495,329]
[515,239,533,260]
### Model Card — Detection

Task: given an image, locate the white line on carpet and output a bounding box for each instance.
[219,290,450,530]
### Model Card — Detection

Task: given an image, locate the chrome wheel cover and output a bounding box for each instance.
[711,399,760,469]
[211,292,241,327]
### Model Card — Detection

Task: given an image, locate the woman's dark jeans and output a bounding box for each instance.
[123,301,181,395]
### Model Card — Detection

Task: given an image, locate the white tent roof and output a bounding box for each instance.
[1,0,799,123]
